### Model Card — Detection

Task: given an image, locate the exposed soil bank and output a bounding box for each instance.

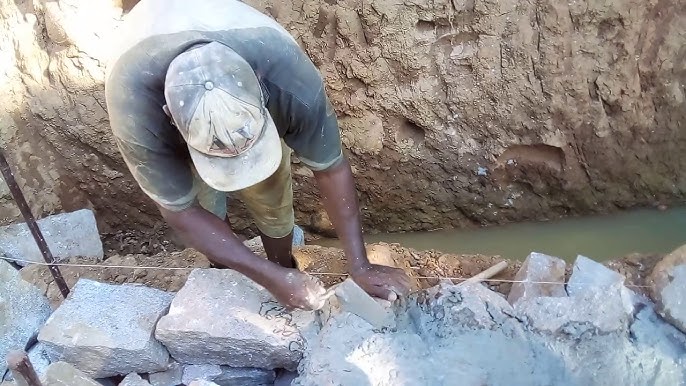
[0,0,684,234]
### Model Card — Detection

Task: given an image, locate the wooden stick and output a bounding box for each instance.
[6,351,43,386]
[456,261,508,287]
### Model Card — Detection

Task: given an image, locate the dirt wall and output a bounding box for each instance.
[0,0,684,234]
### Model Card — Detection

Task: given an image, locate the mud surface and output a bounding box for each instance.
[0,0,684,234]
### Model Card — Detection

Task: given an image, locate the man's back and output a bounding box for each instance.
[109,0,294,67]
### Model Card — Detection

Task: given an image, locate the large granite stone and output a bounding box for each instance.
[507,252,566,305]
[155,269,317,370]
[41,362,101,386]
[567,255,633,314]
[515,287,631,337]
[0,209,103,266]
[38,279,173,378]
[0,260,52,376]
[648,244,686,333]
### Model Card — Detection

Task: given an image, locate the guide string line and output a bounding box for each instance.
[1,255,652,289]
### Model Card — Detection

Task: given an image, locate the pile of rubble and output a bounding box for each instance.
[0,212,684,385]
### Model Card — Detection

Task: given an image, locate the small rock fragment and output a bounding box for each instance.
[41,362,101,386]
[648,244,686,333]
[120,373,151,386]
[155,269,318,370]
[507,252,566,305]
[38,279,173,378]
[335,279,396,329]
[148,362,183,386]
[0,209,103,266]
[0,260,52,377]
[366,244,396,267]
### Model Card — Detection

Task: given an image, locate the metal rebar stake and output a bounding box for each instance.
[6,351,43,386]
[0,148,70,298]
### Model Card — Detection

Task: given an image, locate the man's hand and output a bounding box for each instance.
[268,268,328,311]
[350,263,411,301]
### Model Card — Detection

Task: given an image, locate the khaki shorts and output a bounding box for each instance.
[195,141,295,238]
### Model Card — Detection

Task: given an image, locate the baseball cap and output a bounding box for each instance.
[163,41,281,192]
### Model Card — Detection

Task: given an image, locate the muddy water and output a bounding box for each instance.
[317,207,686,262]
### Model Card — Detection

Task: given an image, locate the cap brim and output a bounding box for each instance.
[189,113,282,192]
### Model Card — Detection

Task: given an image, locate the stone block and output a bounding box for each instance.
[38,279,173,378]
[515,287,630,336]
[155,269,318,370]
[0,209,103,266]
[648,244,686,333]
[507,252,566,305]
[187,381,219,386]
[120,373,151,386]
[410,282,517,339]
[0,260,52,376]
[181,365,222,385]
[41,362,101,386]
[212,367,275,386]
[568,255,633,314]
[334,279,395,329]
[568,255,623,295]
[148,362,183,386]
[182,365,274,386]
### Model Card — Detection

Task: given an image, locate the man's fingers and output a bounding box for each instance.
[372,287,397,302]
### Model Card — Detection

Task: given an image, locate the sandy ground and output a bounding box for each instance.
[20,242,529,307]
[23,225,658,307]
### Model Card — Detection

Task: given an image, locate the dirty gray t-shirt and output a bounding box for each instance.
[105,0,342,211]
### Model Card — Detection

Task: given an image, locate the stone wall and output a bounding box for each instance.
[0,0,684,233]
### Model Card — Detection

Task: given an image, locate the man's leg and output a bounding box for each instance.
[259,229,295,268]
[236,141,296,269]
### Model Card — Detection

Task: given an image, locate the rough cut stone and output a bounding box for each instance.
[410,282,519,339]
[212,367,275,386]
[0,209,103,266]
[155,269,317,370]
[568,255,623,295]
[515,287,631,336]
[0,260,52,376]
[181,365,222,385]
[648,244,686,333]
[567,255,633,313]
[38,279,173,378]
[182,364,274,386]
[507,252,566,305]
[335,279,395,329]
[120,373,151,386]
[187,381,219,386]
[148,361,183,386]
[41,362,101,386]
